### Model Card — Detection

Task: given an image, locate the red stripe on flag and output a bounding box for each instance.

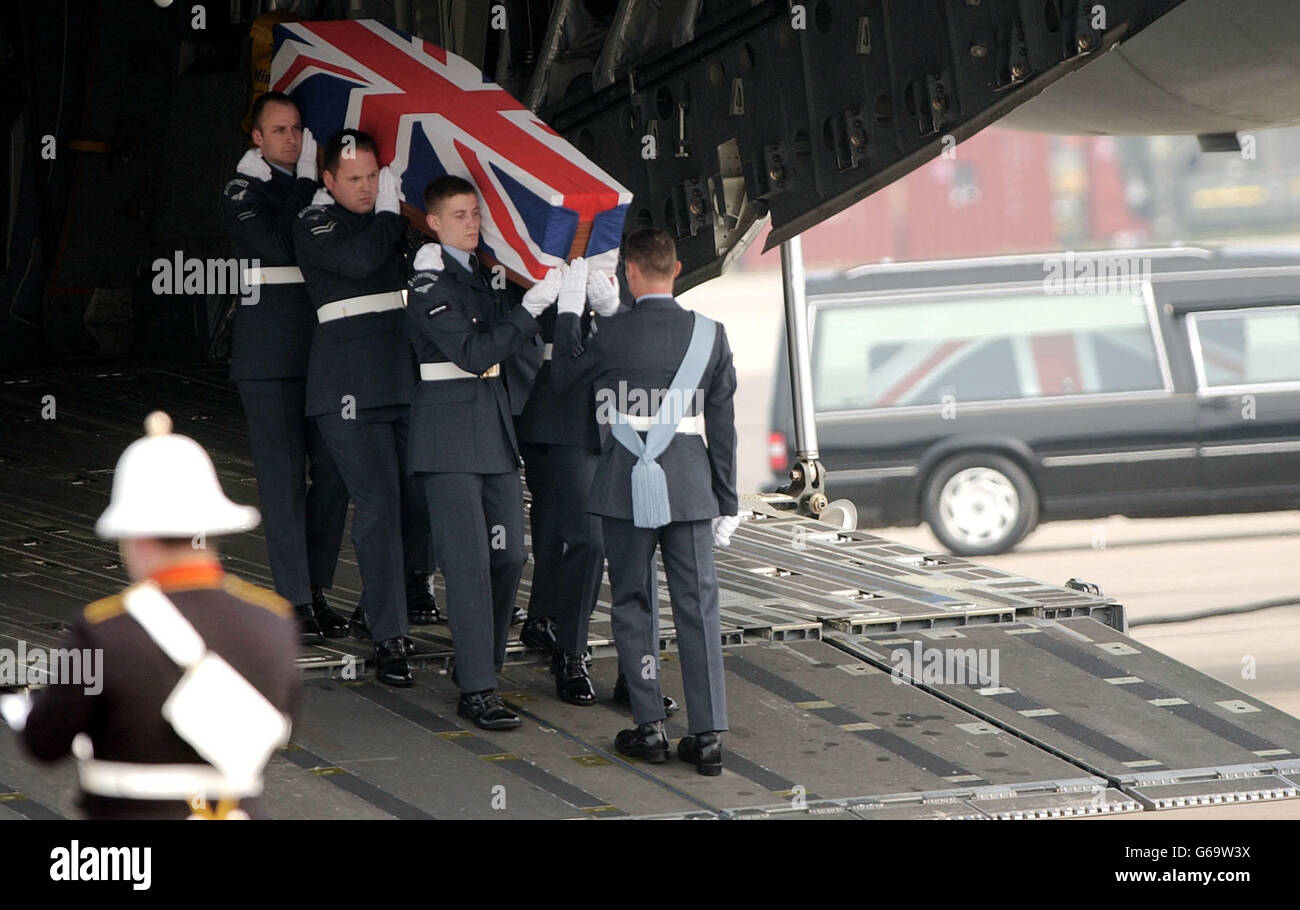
[273,54,366,93]
[876,340,967,408]
[418,37,447,64]
[457,139,547,279]
[1031,334,1079,395]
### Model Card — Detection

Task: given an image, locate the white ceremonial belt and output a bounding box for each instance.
[543,343,553,361]
[420,361,500,381]
[78,759,262,801]
[316,291,405,323]
[617,412,705,435]
[242,265,303,285]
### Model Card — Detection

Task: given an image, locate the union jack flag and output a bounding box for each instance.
[270,18,632,281]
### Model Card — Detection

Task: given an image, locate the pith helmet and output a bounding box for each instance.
[95,411,260,539]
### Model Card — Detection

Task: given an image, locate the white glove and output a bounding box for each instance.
[711,514,740,547]
[236,148,272,182]
[310,187,333,206]
[413,243,444,272]
[522,267,563,316]
[376,166,402,214]
[296,127,317,181]
[0,693,33,732]
[586,268,620,316]
[557,258,588,316]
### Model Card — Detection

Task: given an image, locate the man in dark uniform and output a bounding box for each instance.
[221,91,349,643]
[516,258,680,712]
[551,229,740,774]
[292,129,434,687]
[405,175,554,729]
[2,412,299,819]
[515,270,611,704]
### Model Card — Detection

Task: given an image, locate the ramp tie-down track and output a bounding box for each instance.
[0,367,1296,817]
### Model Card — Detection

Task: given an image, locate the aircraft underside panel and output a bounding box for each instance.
[536,0,1190,290]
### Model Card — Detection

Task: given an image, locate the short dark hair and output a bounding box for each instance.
[423,175,477,212]
[322,129,379,175]
[623,228,676,279]
[250,91,298,132]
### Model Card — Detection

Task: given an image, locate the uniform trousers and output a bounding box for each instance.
[603,517,728,735]
[237,379,348,606]
[423,472,527,694]
[520,443,604,656]
[314,407,429,642]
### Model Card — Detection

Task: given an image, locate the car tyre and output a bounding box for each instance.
[922,453,1038,556]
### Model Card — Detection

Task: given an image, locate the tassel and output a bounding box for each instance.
[630,457,672,528]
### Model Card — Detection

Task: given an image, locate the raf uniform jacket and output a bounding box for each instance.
[551,295,739,522]
[516,307,601,450]
[405,248,542,474]
[293,204,415,417]
[19,562,300,820]
[220,166,319,381]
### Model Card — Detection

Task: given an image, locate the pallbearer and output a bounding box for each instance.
[293,129,434,687]
[550,229,740,774]
[405,176,554,730]
[515,256,622,705]
[221,90,349,643]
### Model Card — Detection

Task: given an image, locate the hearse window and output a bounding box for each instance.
[1190,306,1300,388]
[811,290,1163,411]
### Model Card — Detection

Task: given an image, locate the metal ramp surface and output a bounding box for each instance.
[2,365,1299,817]
[830,619,1300,811]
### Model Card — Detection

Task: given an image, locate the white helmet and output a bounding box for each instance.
[95,411,260,539]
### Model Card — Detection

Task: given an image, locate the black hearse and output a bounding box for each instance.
[768,246,1300,555]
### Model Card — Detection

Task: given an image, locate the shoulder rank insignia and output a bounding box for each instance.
[410,272,441,295]
[223,177,251,202]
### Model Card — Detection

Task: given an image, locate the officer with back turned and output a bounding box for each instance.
[550,229,740,774]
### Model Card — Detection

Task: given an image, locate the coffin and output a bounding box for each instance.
[271,18,631,283]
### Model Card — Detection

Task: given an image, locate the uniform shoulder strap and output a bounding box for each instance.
[122,581,206,669]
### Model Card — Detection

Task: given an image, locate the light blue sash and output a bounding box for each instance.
[610,313,716,528]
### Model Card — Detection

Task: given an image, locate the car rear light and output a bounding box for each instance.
[768,431,789,473]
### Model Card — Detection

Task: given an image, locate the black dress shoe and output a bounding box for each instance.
[677,732,723,776]
[351,610,413,651]
[511,605,526,626]
[406,573,441,625]
[293,603,324,644]
[520,616,559,657]
[555,651,596,706]
[458,691,522,730]
[348,608,370,641]
[615,721,669,763]
[374,638,413,687]
[612,674,680,714]
[311,589,350,638]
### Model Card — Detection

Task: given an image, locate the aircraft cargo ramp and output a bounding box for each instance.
[1,366,1298,819]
